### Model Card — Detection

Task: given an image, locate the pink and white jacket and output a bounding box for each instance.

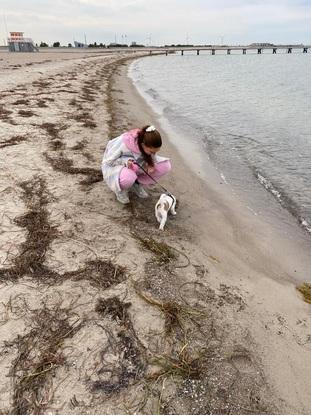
[101,129,169,193]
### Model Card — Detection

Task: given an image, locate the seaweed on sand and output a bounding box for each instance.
[65,260,127,289]
[0,136,27,148]
[92,297,146,395]
[132,235,177,265]
[95,296,131,326]
[0,177,58,282]
[0,105,13,121]
[0,176,126,286]
[7,303,82,415]
[44,153,102,185]
[70,111,97,129]
[18,109,36,118]
[136,290,204,335]
[149,344,203,381]
[297,282,311,304]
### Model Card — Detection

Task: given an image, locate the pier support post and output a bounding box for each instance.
[227,49,231,55]
[243,49,246,54]
[287,48,292,53]
[166,50,168,56]
[197,49,199,55]
[257,48,262,54]
[149,50,152,55]
[303,47,308,53]
[212,49,215,55]
[181,50,184,56]
[273,48,277,54]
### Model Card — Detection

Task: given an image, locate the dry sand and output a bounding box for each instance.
[0,49,311,415]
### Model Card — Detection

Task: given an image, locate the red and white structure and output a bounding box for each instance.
[8,32,38,52]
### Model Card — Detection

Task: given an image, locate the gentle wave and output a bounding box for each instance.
[256,171,311,233]
[256,172,282,202]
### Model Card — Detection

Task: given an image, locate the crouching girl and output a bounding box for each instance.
[101,125,171,204]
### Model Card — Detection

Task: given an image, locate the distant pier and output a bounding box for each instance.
[160,45,310,56]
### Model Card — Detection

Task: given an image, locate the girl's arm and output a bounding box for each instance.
[102,146,123,168]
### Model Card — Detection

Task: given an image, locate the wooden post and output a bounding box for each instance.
[227,49,231,55]
[257,48,262,54]
[197,49,199,55]
[243,49,246,54]
[273,48,277,54]
[212,49,215,55]
[166,50,168,56]
[181,50,184,56]
[287,48,292,53]
[149,50,152,55]
[303,47,308,53]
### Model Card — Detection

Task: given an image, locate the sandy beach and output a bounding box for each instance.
[1,49,311,415]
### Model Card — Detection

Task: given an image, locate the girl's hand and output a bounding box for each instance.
[127,159,135,169]
[147,165,155,174]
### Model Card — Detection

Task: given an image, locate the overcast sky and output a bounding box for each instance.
[1,0,311,46]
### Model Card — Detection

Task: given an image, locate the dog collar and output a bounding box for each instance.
[165,192,175,202]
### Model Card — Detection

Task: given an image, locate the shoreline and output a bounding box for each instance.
[128,52,311,243]
[115,57,311,285]
[111,57,311,413]
[0,51,310,414]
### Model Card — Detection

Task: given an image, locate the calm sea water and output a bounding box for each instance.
[129,52,311,236]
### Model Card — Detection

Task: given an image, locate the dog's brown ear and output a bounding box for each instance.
[164,201,170,211]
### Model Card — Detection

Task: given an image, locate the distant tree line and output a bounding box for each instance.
[38,41,147,48]
[88,42,106,48]
[164,44,195,47]
[39,41,61,47]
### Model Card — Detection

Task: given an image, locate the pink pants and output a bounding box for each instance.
[119,160,171,190]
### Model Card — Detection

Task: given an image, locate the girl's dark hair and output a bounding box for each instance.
[137,125,162,166]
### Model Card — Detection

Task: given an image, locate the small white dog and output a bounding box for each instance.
[155,193,177,230]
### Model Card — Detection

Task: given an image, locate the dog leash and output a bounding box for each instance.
[133,161,172,196]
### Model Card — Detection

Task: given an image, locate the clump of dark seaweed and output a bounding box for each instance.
[132,235,177,265]
[149,345,203,381]
[38,122,67,150]
[40,122,68,136]
[71,140,86,150]
[44,153,102,185]
[297,282,311,304]
[0,105,13,121]
[0,135,27,149]
[95,296,131,325]
[0,177,58,282]
[92,297,146,395]
[136,289,204,335]
[18,109,36,118]
[7,303,82,415]
[12,99,30,106]
[80,85,96,102]
[70,111,97,129]
[65,260,126,289]
[32,80,51,89]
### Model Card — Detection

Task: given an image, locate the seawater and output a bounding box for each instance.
[129,52,311,238]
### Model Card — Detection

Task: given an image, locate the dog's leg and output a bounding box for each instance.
[155,205,161,223]
[159,211,167,230]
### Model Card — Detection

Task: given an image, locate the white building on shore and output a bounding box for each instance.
[8,32,38,52]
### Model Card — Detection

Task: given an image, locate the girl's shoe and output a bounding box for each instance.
[132,183,149,198]
[115,190,130,204]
